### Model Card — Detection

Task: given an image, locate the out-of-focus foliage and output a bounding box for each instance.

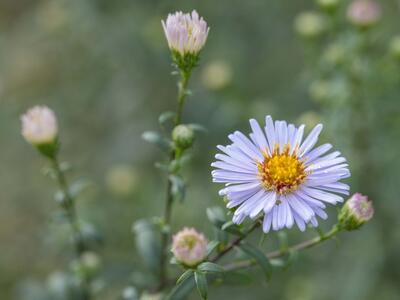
[0,0,399,299]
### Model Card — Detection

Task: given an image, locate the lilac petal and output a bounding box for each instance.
[292,210,306,231]
[299,124,323,157]
[249,119,268,151]
[211,161,256,174]
[303,143,332,165]
[262,212,273,233]
[264,115,276,154]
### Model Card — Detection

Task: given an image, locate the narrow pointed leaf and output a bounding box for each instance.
[206,240,220,256]
[176,269,194,285]
[197,262,224,274]
[239,242,271,280]
[194,272,208,300]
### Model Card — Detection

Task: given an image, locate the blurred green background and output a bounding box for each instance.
[1,0,400,299]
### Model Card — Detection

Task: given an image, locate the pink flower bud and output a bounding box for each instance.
[171,227,208,267]
[347,0,381,28]
[21,106,58,146]
[339,193,374,230]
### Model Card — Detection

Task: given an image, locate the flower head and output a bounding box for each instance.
[347,0,381,28]
[171,227,208,266]
[339,193,374,230]
[212,116,350,232]
[162,10,209,57]
[21,106,58,146]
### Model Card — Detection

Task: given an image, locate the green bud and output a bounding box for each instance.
[172,124,195,150]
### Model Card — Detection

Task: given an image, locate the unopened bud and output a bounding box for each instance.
[171,227,208,267]
[339,193,374,230]
[172,124,195,150]
[347,0,381,28]
[21,106,58,158]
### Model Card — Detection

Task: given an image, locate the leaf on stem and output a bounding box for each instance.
[166,276,195,300]
[206,240,220,256]
[197,262,224,274]
[176,269,194,285]
[206,207,226,228]
[194,271,208,300]
[159,111,177,126]
[142,131,172,152]
[169,175,186,202]
[238,242,271,280]
[221,221,243,236]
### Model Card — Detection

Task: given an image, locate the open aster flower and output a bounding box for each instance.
[211,116,350,233]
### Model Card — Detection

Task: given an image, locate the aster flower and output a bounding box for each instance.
[21,105,58,146]
[162,10,209,57]
[171,227,208,267]
[211,116,350,233]
[339,193,374,230]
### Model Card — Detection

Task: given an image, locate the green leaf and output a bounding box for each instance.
[166,276,195,300]
[221,221,243,236]
[194,272,208,300]
[206,207,226,228]
[197,262,224,274]
[132,219,161,275]
[176,269,194,285]
[239,242,271,280]
[187,123,207,133]
[159,111,176,125]
[206,240,220,256]
[169,175,186,202]
[285,249,299,269]
[69,178,92,198]
[142,131,172,152]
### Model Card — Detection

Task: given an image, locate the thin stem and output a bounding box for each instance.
[211,221,260,263]
[158,69,192,290]
[175,70,190,126]
[222,225,340,272]
[51,157,91,300]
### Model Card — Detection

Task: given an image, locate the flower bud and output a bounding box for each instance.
[347,0,381,28]
[162,10,209,71]
[294,12,327,39]
[21,106,58,157]
[389,36,400,60]
[171,227,208,267]
[172,124,195,150]
[339,193,374,230]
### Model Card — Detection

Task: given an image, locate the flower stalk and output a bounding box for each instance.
[222,225,341,272]
[50,155,91,300]
[159,68,192,290]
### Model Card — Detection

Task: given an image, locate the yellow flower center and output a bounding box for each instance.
[257,145,308,195]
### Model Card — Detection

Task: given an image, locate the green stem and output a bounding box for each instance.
[51,157,91,300]
[175,70,191,125]
[211,221,260,263]
[158,69,192,290]
[222,225,340,272]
